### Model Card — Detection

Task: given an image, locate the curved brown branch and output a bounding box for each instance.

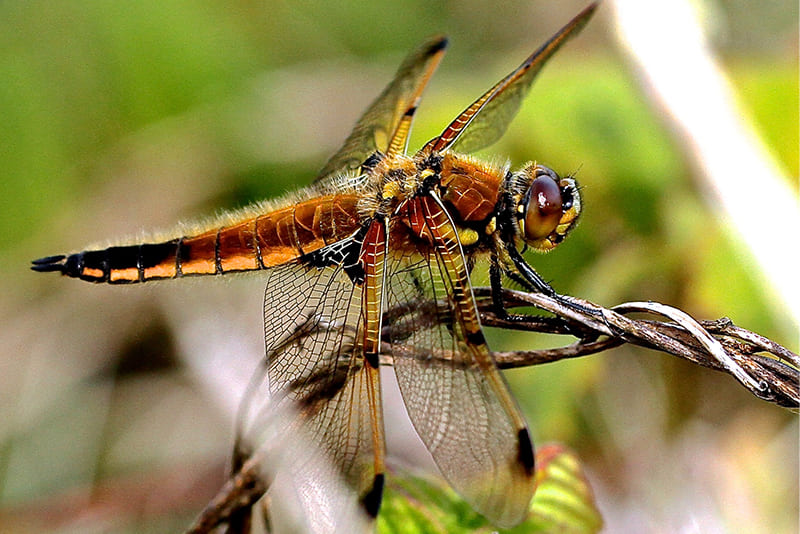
[473,287,799,408]
[185,456,265,534]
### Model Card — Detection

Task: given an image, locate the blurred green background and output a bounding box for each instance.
[1,1,797,532]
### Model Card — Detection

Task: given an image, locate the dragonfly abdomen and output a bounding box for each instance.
[32,194,363,283]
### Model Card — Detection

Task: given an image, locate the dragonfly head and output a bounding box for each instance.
[513,163,581,252]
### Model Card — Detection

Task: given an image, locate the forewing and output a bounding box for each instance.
[316,36,447,182]
[427,3,597,154]
[234,253,376,532]
[384,195,536,528]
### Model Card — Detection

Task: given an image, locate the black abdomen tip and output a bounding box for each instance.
[31,255,67,273]
[32,252,104,282]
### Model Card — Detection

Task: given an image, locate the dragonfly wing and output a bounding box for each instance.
[234,238,383,531]
[427,3,597,154]
[241,395,374,534]
[384,195,536,528]
[316,35,447,183]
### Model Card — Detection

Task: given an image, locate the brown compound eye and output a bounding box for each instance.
[522,175,563,242]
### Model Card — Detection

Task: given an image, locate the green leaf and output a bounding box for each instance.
[378,444,602,533]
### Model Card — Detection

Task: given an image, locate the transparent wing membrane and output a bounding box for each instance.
[316,36,447,182]
[427,3,597,154]
[385,196,535,528]
[235,258,380,530]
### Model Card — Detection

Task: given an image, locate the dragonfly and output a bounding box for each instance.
[32,4,597,530]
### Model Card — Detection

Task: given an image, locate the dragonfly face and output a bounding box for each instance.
[32,3,598,530]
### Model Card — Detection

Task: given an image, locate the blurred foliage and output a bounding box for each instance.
[1,1,797,533]
[729,61,799,179]
[379,445,601,533]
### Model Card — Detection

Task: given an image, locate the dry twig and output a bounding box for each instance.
[474,288,798,408]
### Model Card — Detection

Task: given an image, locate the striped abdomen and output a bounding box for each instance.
[32,194,362,284]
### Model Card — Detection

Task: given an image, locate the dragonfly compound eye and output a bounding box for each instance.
[522,175,563,242]
[517,165,581,252]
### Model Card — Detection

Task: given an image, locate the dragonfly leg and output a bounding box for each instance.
[498,247,605,322]
[489,254,557,324]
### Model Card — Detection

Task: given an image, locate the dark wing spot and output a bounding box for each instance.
[361,473,385,518]
[517,427,535,475]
